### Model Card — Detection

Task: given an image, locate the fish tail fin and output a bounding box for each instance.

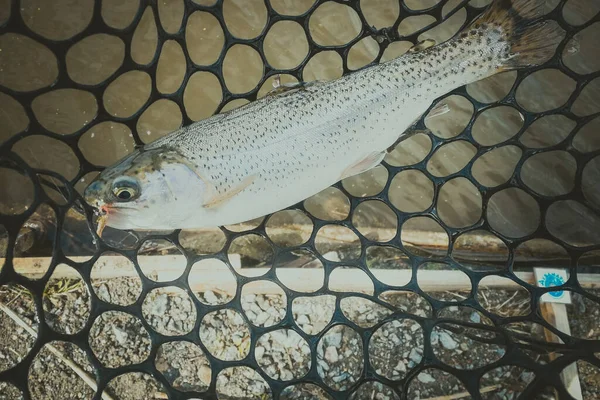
[473,0,565,70]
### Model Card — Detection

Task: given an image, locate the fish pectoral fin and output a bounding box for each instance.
[202,174,257,209]
[341,152,386,180]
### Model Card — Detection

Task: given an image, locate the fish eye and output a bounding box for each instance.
[111,178,140,202]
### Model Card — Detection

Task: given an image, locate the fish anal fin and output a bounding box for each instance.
[341,152,386,180]
[425,101,450,120]
[203,174,256,209]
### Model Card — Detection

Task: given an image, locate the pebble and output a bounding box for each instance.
[395,361,407,373]
[280,368,294,381]
[150,294,168,315]
[198,365,212,384]
[296,314,310,325]
[389,333,401,345]
[521,371,534,383]
[409,348,422,364]
[255,346,265,360]
[470,312,481,324]
[232,312,244,325]
[439,331,458,350]
[418,372,436,384]
[97,284,110,302]
[318,359,330,372]
[250,303,262,315]
[331,372,349,383]
[325,332,342,348]
[111,326,128,345]
[257,296,270,311]
[204,290,218,304]
[232,334,243,346]
[324,346,339,363]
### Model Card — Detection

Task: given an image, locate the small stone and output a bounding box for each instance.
[332,372,349,383]
[395,360,407,373]
[470,312,481,324]
[325,332,342,348]
[296,314,310,325]
[232,334,242,346]
[521,371,534,383]
[250,303,262,314]
[266,364,279,380]
[418,372,436,384]
[280,368,294,381]
[96,284,111,302]
[198,365,211,384]
[389,333,401,345]
[232,312,244,325]
[111,326,128,345]
[439,331,458,350]
[324,346,339,363]
[409,348,422,364]
[245,309,257,321]
[253,311,269,325]
[150,294,168,315]
[318,359,330,372]
[204,290,218,304]
[255,345,265,360]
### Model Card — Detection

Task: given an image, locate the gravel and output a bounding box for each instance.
[142,287,196,336]
[88,310,151,368]
[1,282,598,399]
[155,341,211,392]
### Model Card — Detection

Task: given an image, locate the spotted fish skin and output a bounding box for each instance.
[85,0,564,230]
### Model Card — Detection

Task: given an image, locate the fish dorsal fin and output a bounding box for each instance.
[203,174,257,209]
[265,75,316,97]
[341,151,386,180]
[409,39,436,53]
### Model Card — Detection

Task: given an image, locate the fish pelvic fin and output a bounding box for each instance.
[473,0,565,70]
[203,174,256,209]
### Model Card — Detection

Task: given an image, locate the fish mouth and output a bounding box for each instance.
[93,203,141,236]
[93,204,110,237]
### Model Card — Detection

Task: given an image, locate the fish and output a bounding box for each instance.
[84,0,564,233]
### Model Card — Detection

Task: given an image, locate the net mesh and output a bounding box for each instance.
[0,0,599,399]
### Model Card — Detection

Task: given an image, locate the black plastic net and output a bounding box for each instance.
[0,0,599,399]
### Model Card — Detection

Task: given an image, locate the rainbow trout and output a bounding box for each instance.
[85,0,563,231]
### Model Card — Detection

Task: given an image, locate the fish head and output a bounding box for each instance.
[84,147,208,230]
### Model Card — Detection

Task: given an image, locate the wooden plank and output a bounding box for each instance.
[3,256,599,294]
[541,302,584,400]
